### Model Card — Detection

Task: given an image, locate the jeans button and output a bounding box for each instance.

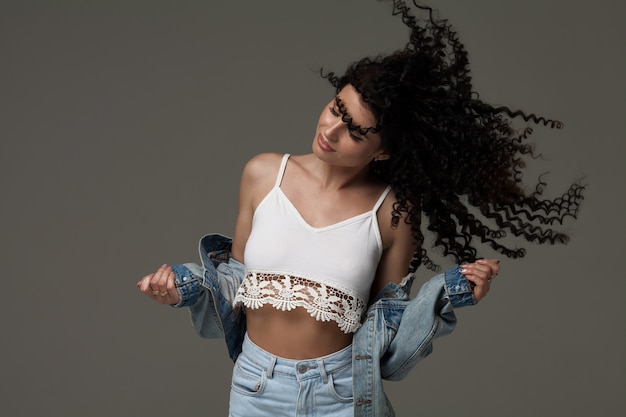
[298,364,307,374]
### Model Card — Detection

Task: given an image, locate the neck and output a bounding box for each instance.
[305,154,373,190]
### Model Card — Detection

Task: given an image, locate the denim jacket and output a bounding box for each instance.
[171,234,476,417]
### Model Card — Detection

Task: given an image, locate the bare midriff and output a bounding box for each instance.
[245,305,354,360]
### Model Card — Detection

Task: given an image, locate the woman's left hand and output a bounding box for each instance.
[460,259,500,302]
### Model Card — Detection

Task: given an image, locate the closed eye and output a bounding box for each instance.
[330,105,365,141]
[348,130,363,141]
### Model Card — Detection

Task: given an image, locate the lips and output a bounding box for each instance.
[317,134,335,152]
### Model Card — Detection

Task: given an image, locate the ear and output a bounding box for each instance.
[374,149,391,161]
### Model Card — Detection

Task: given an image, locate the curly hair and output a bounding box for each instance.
[323,0,585,271]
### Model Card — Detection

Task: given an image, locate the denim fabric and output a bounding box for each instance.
[171,234,246,358]
[171,234,477,417]
[229,334,353,417]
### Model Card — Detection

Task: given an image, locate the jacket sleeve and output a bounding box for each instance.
[170,263,204,308]
[169,262,225,339]
[381,266,476,380]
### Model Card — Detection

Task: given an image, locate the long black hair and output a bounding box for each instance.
[323,0,585,271]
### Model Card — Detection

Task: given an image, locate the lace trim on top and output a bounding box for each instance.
[234,270,365,334]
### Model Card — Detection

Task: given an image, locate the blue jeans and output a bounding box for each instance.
[229,334,354,416]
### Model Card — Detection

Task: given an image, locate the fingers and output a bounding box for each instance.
[137,264,180,305]
[151,264,177,304]
[477,259,500,281]
[137,273,157,299]
[460,259,497,282]
[460,259,500,302]
[151,264,170,297]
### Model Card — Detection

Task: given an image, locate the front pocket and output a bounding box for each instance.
[326,366,354,402]
[230,360,266,397]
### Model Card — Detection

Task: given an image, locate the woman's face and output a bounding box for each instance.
[312,84,388,168]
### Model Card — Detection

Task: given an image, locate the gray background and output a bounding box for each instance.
[1,0,624,416]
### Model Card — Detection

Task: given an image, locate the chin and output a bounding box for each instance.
[312,148,331,162]
[312,141,330,160]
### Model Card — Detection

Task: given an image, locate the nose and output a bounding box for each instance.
[324,118,343,142]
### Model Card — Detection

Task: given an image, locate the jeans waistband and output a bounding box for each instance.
[242,333,353,382]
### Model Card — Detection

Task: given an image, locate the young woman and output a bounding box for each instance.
[137,1,584,415]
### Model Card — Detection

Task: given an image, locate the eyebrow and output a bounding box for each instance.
[334,96,381,136]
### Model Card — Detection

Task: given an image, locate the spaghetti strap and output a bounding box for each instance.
[275,154,291,188]
[373,185,392,212]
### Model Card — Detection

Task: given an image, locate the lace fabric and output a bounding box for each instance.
[234,270,366,333]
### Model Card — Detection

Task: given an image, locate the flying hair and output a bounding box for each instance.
[321,0,585,271]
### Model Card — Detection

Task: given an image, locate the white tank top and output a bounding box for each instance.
[234,154,391,333]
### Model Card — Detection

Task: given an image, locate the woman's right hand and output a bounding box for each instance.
[136,264,180,305]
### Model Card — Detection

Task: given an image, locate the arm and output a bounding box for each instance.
[231,152,282,262]
[372,191,499,301]
[136,237,244,342]
[380,259,499,380]
[137,153,282,305]
[370,192,418,297]
[371,194,500,380]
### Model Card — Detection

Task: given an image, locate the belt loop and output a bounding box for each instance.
[317,359,328,384]
[267,356,276,379]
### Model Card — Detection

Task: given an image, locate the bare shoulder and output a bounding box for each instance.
[240,152,285,189]
[232,153,285,261]
[239,152,285,207]
[371,188,416,290]
[242,152,284,179]
[377,188,413,250]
